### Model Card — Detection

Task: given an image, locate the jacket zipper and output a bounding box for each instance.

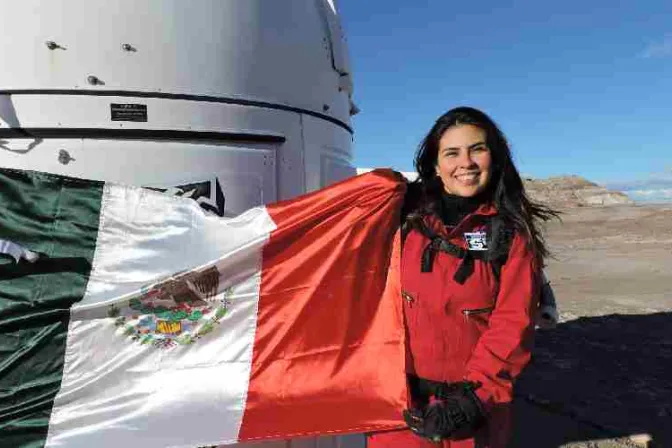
[462,306,494,317]
[402,291,415,306]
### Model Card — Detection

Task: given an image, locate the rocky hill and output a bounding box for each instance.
[524,175,633,208]
[360,169,634,209]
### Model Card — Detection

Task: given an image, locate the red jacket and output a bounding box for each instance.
[369,204,539,448]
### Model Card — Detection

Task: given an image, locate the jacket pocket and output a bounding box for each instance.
[461,306,494,338]
[401,289,418,327]
[403,291,447,373]
[461,306,494,318]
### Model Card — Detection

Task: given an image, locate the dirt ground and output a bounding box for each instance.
[510,204,672,448]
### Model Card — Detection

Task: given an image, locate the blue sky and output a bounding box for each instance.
[338,0,672,201]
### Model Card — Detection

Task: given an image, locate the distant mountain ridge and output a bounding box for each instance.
[523,175,633,208]
[356,169,633,208]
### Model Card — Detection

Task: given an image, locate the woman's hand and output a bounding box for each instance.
[403,381,486,441]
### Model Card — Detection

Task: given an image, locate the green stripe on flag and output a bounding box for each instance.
[0,169,104,447]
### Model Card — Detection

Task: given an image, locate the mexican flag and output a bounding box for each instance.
[0,168,407,447]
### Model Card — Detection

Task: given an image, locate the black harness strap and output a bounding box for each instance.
[421,236,478,284]
[409,217,514,286]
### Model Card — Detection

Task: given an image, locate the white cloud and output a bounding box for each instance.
[604,170,672,203]
[629,189,672,197]
[640,34,672,59]
[605,170,672,191]
[626,188,672,203]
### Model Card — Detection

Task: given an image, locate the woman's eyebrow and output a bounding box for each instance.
[441,141,487,151]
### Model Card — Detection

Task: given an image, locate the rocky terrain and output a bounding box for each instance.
[524,175,633,208]
[509,178,672,448]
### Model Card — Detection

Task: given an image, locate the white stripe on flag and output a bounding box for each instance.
[79,184,276,308]
[45,184,277,448]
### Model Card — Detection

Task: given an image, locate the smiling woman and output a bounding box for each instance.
[436,124,493,198]
[368,106,559,448]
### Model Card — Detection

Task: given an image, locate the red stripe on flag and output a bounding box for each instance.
[238,170,407,441]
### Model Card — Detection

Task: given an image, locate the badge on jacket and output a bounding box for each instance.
[464,232,488,251]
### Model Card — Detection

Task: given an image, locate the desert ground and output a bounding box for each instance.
[511,203,672,448]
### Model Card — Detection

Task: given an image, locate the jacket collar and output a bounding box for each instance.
[423,202,498,238]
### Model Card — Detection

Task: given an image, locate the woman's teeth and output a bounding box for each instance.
[456,173,479,182]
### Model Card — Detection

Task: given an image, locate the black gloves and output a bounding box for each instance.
[403,381,486,442]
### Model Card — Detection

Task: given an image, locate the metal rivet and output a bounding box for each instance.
[45,41,64,50]
[87,75,104,86]
[121,43,137,52]
[58,149,75,165]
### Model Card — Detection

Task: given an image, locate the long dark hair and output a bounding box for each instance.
[405,106,559,262]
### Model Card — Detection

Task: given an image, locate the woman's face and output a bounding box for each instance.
[436,124,493,197]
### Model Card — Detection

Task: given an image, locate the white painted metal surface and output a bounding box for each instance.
[0,0,362,446]
[0,0,354,124]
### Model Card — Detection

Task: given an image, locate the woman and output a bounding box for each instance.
[368,107,557,447]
